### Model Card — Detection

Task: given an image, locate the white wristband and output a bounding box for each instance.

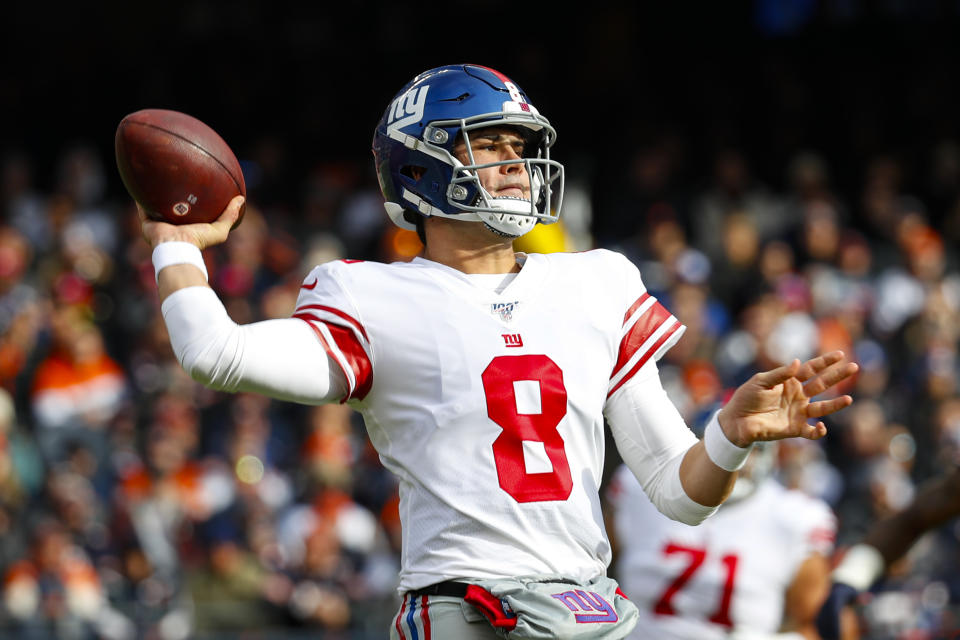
[704,410,753,471]
[152,242,208,284]
[832,543,885,591]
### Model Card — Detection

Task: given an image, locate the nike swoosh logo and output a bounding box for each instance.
[300,278,318,290]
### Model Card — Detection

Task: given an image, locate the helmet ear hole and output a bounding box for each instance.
[401,165,427,181]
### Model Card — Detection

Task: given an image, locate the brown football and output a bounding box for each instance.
[115,108,245,226]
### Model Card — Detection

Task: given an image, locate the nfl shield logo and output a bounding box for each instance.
[491,301,518,322]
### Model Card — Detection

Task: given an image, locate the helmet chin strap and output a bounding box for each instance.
[489,196,534,214]
[482,221,523,238]
[479,197,538,237]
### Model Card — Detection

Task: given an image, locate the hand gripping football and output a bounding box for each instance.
[115,108,246,226]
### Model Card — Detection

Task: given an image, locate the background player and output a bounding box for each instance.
[137,64,857,638]
[816,465,960,639]
[607,442,837,640]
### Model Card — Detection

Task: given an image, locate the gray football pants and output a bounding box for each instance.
[391,594,499,639]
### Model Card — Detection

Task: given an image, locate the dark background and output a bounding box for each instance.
[6,0,960,225]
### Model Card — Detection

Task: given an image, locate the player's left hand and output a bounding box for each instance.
[718,351,858,447]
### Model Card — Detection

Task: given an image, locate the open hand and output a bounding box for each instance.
[718,350,858,447]
[139,195,245,250]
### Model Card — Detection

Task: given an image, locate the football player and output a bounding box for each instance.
[607,443,837,640]
[138,64,857,638]
[816,465,960,640]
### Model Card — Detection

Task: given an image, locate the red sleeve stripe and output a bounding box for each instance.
[607,319,684,398]
[623,292,652,325]
[293,303,369,343]
[293,315,373,402]
[808,527,837,544]
[326,322,373,401]
[294,315,353,400]
[614,299,672,374]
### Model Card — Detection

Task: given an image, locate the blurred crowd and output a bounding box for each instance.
[0,145,405,640]
[1,127,960,639]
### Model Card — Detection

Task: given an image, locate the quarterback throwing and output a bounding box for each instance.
[138,64,857,639]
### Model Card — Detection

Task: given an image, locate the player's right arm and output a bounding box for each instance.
[140,195,244,302]
[139,196,348,404]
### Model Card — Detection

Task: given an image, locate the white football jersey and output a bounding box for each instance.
[291,250,685,592]
[607,464,837,639]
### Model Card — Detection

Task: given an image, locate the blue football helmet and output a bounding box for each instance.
[372,64,564,238]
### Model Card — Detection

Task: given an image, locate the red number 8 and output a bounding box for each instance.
[481,354,573,502]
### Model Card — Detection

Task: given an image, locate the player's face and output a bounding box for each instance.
[453,126,531,202]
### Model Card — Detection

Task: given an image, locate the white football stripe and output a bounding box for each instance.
[309,319,357,396]
[608,316,681,392]
[619,295,657,340]
[295,309,370,351]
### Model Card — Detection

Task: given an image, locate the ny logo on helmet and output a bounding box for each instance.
[387,85,429,133]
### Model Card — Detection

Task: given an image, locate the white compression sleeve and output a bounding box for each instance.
[161,286,347,404]
[604,362,717,525]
